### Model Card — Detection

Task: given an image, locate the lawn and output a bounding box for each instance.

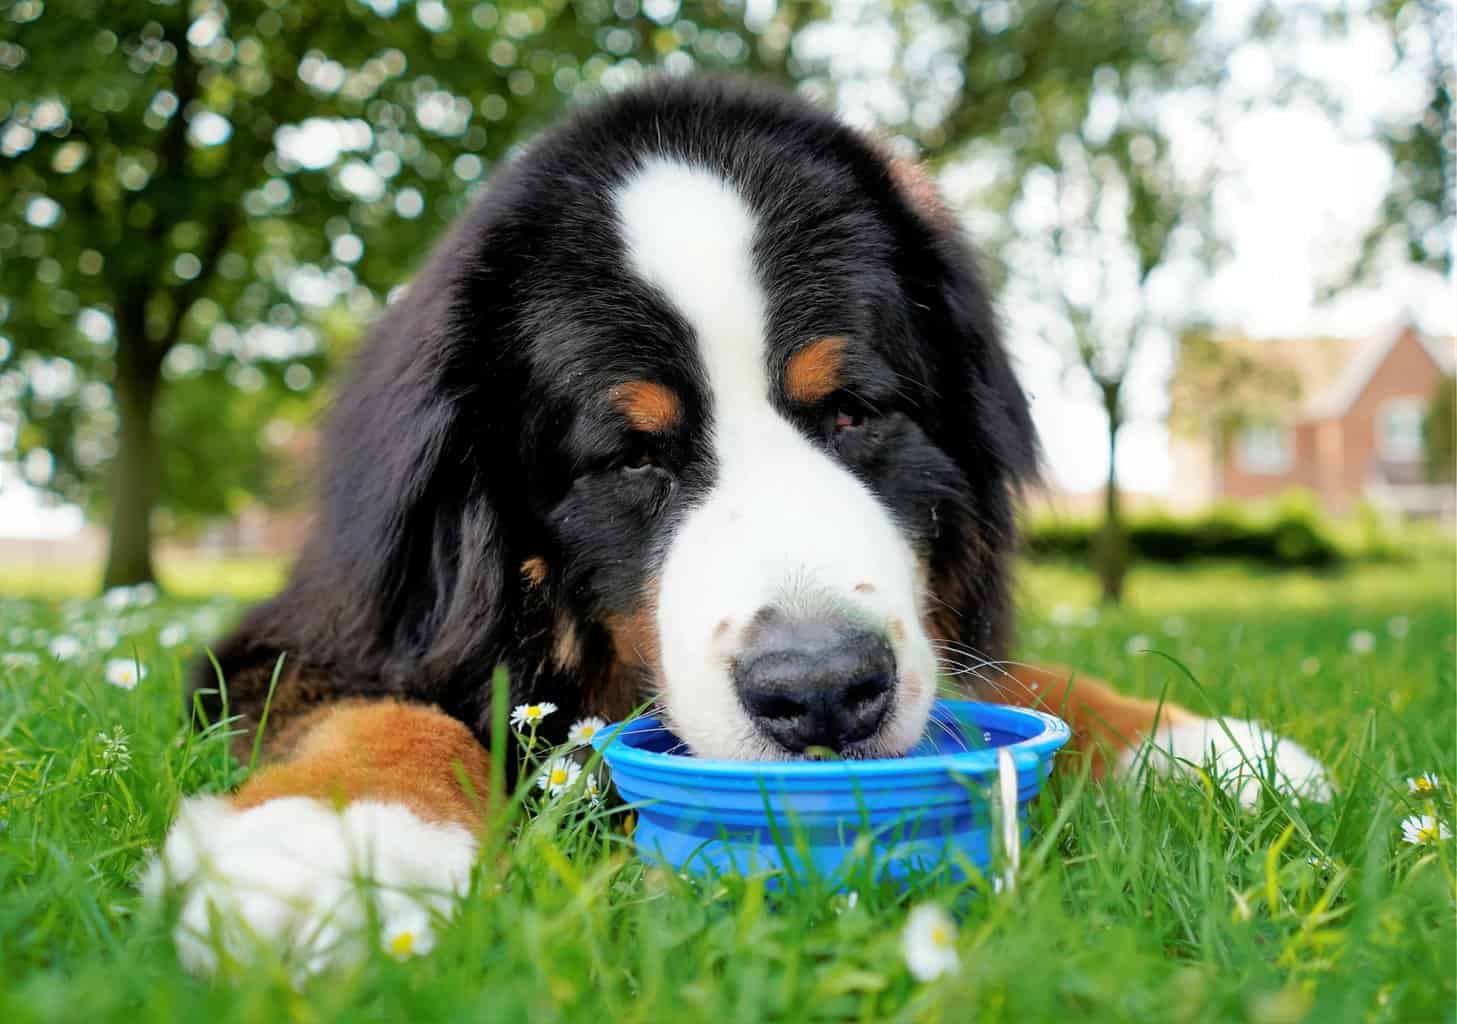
[1,558,1453,1022]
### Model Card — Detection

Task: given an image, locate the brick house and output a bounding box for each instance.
[1170,326,1455,520]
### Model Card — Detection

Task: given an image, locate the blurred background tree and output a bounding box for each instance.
[0,0,1209,590]
[0,0,810,587]
[3,0,1439,594]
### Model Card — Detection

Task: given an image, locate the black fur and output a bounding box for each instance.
[193,76,1038,752]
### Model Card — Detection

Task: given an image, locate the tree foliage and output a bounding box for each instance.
[0,0,810,583]
[2,0,1211,587]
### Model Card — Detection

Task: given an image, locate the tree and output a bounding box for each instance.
[0,0,809,587]
[997,72,1215,603]
[1,0,1212,592]
[1169,332,1304,476]
[1354,0,1452,281]
[1424,374,1456,484]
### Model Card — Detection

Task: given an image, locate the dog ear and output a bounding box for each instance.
[883,155,1040,657]
[310,260,515,691]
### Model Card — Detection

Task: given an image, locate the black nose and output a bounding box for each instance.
[732,614,896,754]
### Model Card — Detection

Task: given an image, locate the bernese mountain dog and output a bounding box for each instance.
[145,76,1330,975]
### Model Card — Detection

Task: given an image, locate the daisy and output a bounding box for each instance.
[1400,814,1451,846]
[3,652,40,670]
[902,903,959,982]
[102,586,133,611]
[1125,634,1152,656]
[48,635,82,661]
[158,623,188,648]
[1407,772,1440,796]
[1387,616,1410,639]
[104,658,146,690]
[537,756,581,796]
[567,715,607,747]
[510,701,557,728]
[1348,630,1375,655]
[383,916,435,959]
[583,771,604,805]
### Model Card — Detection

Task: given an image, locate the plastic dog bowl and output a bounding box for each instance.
[591,700,1070,884]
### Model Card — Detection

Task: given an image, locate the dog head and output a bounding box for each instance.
[286,78,1037,760]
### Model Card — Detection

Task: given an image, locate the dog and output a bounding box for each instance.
[145,76,1330,975]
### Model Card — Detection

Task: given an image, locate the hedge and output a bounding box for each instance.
[1023,502,1344,568]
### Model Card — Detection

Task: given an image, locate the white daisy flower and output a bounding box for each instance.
[1387,616,1409,639]
[1407,772,1440,796]
[102,586,133,610]
[537,756,581,796]
[382,913,436,960]
[104,658,146,690]
[1161,616,1186,637]
[1348,630,1375,655]
[95,627,118,650]
[1125,634,1152,656]
[132,582,159,605]
[48,635,82,661]
[158,623,188,648]
[6,628,27,645]
[567,716,607,747]
[3,652,40,671]
[1300,656,1321,676]
[510,701,557,728]
[1400,814,1451,845]
[902,903,959,982]
[583,771,604,805]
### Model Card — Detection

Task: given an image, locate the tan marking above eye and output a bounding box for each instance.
[520,557,548,588]
[784,335,847,405]
[609,380,682,434]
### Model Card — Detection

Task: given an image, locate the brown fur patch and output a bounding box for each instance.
[521,557,548,588]
[552,609,582,672]
[609,380,681,434]
[595,578,662,721]
[231,700,492,829]
[886,157,953,231]
[784,336,847,404]
[973,663,1196,780]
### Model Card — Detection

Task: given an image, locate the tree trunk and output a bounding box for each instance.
[1095,381,1127,605]
[102,330,161,590]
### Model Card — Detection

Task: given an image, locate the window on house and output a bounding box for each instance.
[1237,423,1293,475]
[1378,399,1425,462]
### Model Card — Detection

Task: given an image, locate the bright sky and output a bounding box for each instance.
[0,1,1448,539]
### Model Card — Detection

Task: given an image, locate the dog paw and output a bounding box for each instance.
[1120,716,1333,809]
[141,795,476,978]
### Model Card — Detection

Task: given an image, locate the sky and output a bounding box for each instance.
[0,1,1450,539]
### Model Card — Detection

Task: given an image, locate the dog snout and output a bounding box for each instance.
[731,612,896,754]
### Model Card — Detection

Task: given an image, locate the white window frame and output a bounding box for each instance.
[1236,422,1294,475]
[1377,398,1425,462]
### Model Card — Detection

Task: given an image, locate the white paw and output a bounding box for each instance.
[141,796,476,978]
[1119,716,1333,809]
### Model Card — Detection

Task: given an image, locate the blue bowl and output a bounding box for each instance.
[591,700,1070,885]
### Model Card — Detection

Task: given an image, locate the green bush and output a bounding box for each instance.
[1023,496,1345,568]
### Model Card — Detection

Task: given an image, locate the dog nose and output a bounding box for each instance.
[732,614,896,754]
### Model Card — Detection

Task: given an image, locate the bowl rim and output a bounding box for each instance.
[590,699,1071,779]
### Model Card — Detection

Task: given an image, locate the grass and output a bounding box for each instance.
[1,557,1453,1022]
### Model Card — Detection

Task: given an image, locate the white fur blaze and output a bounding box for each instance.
[1119,716,1333,809]
[613,158,936,760]
[142,796,476,978]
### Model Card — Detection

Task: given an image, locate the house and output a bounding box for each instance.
[1170,326,1456,521]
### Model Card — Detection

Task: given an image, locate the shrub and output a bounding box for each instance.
[1023,496,1345,568]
